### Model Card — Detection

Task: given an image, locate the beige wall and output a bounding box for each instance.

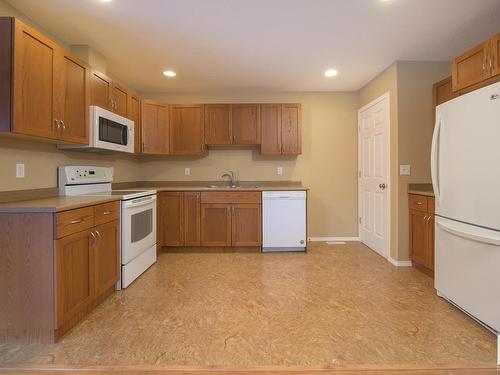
[358,64,399,259]
[0,138,141,191]
[141,92,359,238]
[396,61,450,260]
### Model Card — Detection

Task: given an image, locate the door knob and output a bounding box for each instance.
[379,183,387,190]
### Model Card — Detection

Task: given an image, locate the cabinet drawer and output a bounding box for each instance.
[201,191,261,204]
[408,194,428,212]
[56,206,94,239]
[94,201,120,226]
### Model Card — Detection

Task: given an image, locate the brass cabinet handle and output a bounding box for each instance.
[70,218,83,224]
[54,118,60,131]
[95,230,101,239]
[102,211,112,215]
[90,231,96,244]
[416,202,423,205]
[60,120,66,131]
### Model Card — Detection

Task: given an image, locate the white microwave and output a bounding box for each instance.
[59,106,134,153]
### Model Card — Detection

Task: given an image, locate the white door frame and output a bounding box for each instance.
[357,92,391,259]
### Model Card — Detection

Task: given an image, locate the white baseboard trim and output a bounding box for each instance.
[308,237,360,242]
[388,257,412,267]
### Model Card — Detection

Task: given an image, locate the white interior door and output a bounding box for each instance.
[358,94,390,258]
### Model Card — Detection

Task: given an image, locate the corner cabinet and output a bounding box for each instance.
[261,104,301,155]
[452,33,500,92]
[409,194,435,277]
[0,201,120,343]
[0,17,89,144]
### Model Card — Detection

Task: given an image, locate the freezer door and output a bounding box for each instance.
[435,216,500,332]
[432,81,500,231]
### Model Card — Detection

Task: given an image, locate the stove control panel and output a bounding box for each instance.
[58,166,114,185]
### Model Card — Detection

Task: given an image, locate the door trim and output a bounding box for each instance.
[357,92,391,260]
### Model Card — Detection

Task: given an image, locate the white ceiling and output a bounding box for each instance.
[6,0,500,93]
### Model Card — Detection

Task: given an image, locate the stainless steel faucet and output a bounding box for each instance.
[221,171,237,187]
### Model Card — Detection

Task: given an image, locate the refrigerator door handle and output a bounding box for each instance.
[437,218,500,246]
[431,114,442,202]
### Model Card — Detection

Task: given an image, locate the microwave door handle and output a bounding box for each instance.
[122,125,129,145]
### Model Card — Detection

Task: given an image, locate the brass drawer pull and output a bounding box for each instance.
[416,202,423,205]
[70,218,83,224]
[102,211,112,215]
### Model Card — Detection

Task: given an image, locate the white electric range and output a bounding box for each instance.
[58,166,157,288]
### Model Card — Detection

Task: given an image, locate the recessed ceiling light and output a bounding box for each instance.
[99,0,113,2]
[324,69,338,77]
[162,70,176,77]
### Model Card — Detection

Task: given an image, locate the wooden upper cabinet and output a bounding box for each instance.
[281,103,302,155]
[90,70,113,110]
[433,76,459,114]
[452,33,500,92]
[231,204,261,246]
[184,192,201,246]
[111,82,129,118]
[159,192,184,246]
[204,104,232,145]
[141,100,169,155]
[231,104,260,145]
[55,229,94,328]
[169,104,205,155]
[54,49,89,144]
[94,220,120,299]
[128,93,142,153]
[491,33,500,77]
[12,19,57,140]
[260,104,282,155]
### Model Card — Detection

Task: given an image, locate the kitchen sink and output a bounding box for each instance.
[205,184,259,189]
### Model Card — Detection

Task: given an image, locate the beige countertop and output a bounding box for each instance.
[0,195,121,213]
[408,183,434,197]
[0,181,308,213]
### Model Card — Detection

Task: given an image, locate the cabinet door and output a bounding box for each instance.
[433,77,459,108]
[204,104,232,145]
[260,104,282,155]
[142,100,169,155]
[426,214,435,272]
[55,229,94,327]
[12,20,57,140]
[169,104,205,155]
[90,70,113,110]
[281,103,301,155]
[55,49,89,144]
[201,204,232,246]
[231,104,260,145]
[184,192,201,246]
[452,41,490,92]
[128,94,142,153]
[232,204,261,247]
[112,82,129,117]
[159,192,184,246]
[491,33,500,77]
[94,220,120,299]
[409,210,428,268]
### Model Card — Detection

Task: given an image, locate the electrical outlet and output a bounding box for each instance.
[184,167,191,176]
[16,163,25,178]
[277,167,283,176]
[400,164,411,176]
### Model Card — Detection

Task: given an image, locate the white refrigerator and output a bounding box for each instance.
[432,81,500,333]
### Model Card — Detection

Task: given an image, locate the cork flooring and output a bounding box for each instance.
[0,242,496,370]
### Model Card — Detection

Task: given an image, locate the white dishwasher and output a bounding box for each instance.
[262,191,307,252]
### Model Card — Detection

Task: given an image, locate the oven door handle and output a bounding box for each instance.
[123,195,157,208]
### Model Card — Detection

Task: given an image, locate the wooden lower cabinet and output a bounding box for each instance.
[409,194,435,277]
[159,191,262,248]
[232,204,261,246]
[0,201,120,343]
[94,220,120,300]
[200,204,232,246]
[55,229,95,328]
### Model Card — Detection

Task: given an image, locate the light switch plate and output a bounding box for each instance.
[400,164,411,176]
[184,167,191,176]
[277,167,283,176]
[16,163,25,178]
